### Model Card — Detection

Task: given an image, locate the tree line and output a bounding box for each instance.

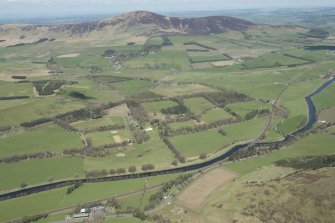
[145,174,192,211]
[0,151,54,164]
[275,155,335,170]
[161,136,186,163]
[85,164,155,178]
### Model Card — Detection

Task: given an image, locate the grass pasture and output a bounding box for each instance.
[0,125,82,157]
[184,97,215,116]
[243,52,309,69]
[169,120,197,130]
[0,157,84,192]
[169,129,231,158]
[83,130,174,170]
[0,81,33,97]
[0,97,84,126]
[72,116,124,131]
[152,83,217,97]
[201,107,233,123]
[124,50,190,70]
[223,117,268,142]
[277,115,306,134]
[61,85,124,103]
[113,79,155,96]
[312,83,335,112]
[226,101,270,117]
[142,100,179,113]
[86,131,115,147]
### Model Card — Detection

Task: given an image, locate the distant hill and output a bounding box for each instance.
[99,11,255,35]
[0,11,255,42]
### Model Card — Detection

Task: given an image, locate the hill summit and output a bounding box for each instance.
[100,11,255,35]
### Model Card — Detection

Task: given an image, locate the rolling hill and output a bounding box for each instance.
[0,11,255,44]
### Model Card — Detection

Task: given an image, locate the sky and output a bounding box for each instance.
[0,0,335,18]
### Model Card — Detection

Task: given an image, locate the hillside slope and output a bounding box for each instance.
[0,11,255,45]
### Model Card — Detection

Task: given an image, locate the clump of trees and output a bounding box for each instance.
[229,144,278,161]
[203,91,252,107]
[32,80,66,96]
[17,213,48,223]
[162,36,173,46]
[129,124,150,144]
[142,164,155,171]
[117,168,126,174]
[85,169,108,178]
[127,100,149,124]
[161,104,187,115]
[199,153,207,159]
[132,208,147,221]
[20,182,28,189]
[109,168,127,175]
[0,151,53,164]
[145,174,192,210]
[149,214,171,223]
[0,126,11,134]
[20,118,53,128]
[128,166,137,173]
[66,181,83,194]
[275,155,335,170]
[0,96,30,100]
[218,129,226,135]
[244,108,270,120]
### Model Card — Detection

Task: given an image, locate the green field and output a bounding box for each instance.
[312,83,335,112]
[142,100,179,113]
[184,97,215,115]
[72,116,125,130]
[226,100,270,117]
[114,80,155,96]
[61,85,124,103]
[243,52,309,69]
[83,130,174,170]
[223,117,267,142]
[169,128,231,157]
[0,125,82,157]
[0,97,84,126]
[152,84,217,97]
[0,173,181,222]
[169,120,197,130]
[0,157,84,192]
[201,107,233,123]
[124,49,190,70]
[0,81,33,97]
[86,131,116,147]
[277,115,306,134]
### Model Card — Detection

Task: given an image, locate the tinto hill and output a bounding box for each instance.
[0,11,255,40]
[100,11,255,35]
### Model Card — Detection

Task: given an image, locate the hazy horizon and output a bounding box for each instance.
[0,0,335,19]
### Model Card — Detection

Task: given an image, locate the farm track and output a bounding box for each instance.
[1,76,334,203]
